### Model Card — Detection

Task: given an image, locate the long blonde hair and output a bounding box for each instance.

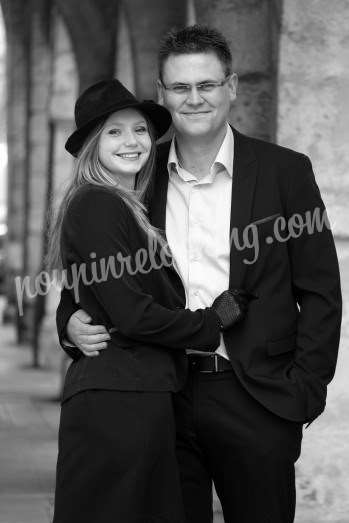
[46,114,168,272]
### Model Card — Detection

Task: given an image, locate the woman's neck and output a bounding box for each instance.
[112,172,136,191]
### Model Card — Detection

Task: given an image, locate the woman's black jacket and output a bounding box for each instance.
[59,185,220,401]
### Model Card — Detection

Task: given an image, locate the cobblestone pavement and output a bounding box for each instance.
[0,240,348,523]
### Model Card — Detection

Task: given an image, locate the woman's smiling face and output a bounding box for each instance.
[98,108,152,180]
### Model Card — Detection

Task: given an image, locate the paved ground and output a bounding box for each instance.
[0,239,348,523]
[0,311,60,523]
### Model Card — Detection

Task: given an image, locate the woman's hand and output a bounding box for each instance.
[211,289,257,330]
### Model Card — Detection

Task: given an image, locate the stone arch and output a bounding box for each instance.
[124,0,188,99]
[56,0,118,91]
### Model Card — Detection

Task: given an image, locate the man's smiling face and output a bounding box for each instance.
[158,52,237,140]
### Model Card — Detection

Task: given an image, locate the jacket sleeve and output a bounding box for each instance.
[62,187,221,351]
[56,287,82,361]
[286,155,342,402]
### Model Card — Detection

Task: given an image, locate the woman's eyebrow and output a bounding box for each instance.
[105,120,147,126]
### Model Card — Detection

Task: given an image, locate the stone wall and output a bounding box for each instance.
[294,241,349,523]
[277,4,349,520]
[277,0,349,238]
[195,0,281,141]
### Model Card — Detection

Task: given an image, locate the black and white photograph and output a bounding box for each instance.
[0,1,348,522]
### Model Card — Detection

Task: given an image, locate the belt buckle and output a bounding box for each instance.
[213,353,219,372]
[191,353,220,373]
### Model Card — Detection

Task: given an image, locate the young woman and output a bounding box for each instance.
[49,79,250,523]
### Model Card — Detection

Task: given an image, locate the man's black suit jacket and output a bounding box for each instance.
[57,128,342,423]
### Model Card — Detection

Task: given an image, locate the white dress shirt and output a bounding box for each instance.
[166,124,234,359]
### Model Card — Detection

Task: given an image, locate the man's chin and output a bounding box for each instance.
[177,123,213,138]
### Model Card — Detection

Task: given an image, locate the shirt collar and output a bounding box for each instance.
[213,124,234,178]
[167,123,234,182]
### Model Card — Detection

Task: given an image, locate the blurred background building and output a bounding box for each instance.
[0,1,348,522]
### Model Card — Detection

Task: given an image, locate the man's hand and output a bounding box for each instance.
[66,309,111,357]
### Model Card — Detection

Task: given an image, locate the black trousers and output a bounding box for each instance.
[173,369,303,523]
[53,390,185,523]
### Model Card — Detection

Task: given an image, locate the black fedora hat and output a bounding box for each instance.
[65,79,172,156]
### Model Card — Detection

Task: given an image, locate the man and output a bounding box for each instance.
[56,25,341,523]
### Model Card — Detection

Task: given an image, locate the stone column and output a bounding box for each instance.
[125,0,187,99]
[277,0,349,238]
[1,0,30,340]
[20,4,52,352]
[195,0,281,141]
[37,9,77,370]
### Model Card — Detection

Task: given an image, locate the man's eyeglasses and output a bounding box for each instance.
[161,76,230,95]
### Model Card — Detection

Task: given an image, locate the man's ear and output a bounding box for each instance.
[228,73,238,103]
[157,79,164,105]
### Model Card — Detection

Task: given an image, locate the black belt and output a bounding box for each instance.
[188,354,232,373]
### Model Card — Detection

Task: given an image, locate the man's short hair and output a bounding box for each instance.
[158,24,233,81]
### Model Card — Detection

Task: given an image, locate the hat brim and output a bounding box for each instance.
[65,100,172,157]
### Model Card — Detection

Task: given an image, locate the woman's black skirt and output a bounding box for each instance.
[53,390,185,523]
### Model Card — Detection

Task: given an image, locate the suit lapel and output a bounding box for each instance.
[150,141,185,299]
[229,128,258,289]
[150,142,170,233]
